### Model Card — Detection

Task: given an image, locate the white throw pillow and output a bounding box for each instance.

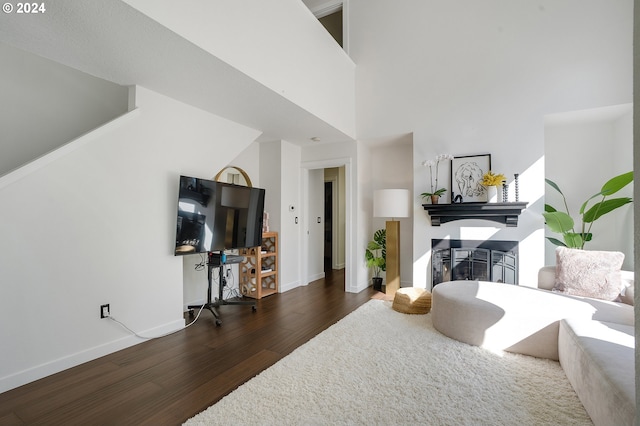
[553,247,624,301]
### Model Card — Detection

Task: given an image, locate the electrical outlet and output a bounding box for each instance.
[100,304,110,319]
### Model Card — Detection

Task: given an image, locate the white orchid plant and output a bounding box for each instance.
[421,154,454,199]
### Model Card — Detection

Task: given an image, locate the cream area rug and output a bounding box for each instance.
[184,299,591,425]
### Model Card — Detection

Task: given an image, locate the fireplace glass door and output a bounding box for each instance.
[491,251,517,284]
[432,239,518,287]
[452,248,490,281]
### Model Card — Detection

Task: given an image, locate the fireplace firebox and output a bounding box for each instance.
[432,239,518,287]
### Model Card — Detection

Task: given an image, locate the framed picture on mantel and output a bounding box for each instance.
[450,154,491,203]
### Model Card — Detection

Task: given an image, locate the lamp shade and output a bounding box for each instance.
[373,189,410,218]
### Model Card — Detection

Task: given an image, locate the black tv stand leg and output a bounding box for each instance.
[205,303,222,326]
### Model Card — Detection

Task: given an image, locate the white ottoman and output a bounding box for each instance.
[431,280,633,360]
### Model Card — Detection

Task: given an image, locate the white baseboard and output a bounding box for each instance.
[279,280,301,293]
[0,318,184,394]
[345,278,369,293]
[307,272,325,283]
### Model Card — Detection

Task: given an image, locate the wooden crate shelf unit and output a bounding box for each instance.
[239,232,279,299]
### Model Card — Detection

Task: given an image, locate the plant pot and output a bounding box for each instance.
[372,277,383,291]
[430,195,439,205]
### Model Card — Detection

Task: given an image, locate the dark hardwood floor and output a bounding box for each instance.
[0,269,376,425]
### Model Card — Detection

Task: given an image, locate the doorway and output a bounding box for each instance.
[301,160,353,292]
[322,167,345,273]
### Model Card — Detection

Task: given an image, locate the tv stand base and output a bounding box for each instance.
[187,252,256,326]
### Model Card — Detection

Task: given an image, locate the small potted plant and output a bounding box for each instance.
[365,229,386,291]
[421,154,453,204]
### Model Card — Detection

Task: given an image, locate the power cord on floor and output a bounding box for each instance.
[106,303,206,340]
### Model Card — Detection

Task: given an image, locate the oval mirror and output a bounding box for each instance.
[214,166,252,187]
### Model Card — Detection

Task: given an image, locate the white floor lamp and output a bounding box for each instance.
[373,189,410,297]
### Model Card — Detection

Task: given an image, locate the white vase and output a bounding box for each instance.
[487,186,501,203]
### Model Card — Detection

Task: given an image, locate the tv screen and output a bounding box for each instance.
[174,175,265,255]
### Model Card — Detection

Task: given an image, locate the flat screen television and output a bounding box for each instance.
[173,175,265,255]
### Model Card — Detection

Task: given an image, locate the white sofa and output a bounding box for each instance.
[431,267,635,426]
[559,318,634,426]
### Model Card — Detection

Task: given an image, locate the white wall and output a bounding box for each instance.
[544,105,634,268]
[228,142,262,189]
[0,86,260,392]
[613,110,634,270]
[348,0,633,289]
[260,142,282,238]
[355,141,373,292]
[369,135,414,287]
[259,140,302,293]
[0,42,129,176]
[280,142,303,291]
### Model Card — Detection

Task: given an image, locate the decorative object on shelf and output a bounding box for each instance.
[544,171,633,249]
[365,229,386,291]
[502,183,509,202]
[481,170,506,203]
[514,173,520,202]
[374,189,410,296]
[214,165,252,187]
[421,154,453,203]
[486,185,500,203]
[450,154,491,203]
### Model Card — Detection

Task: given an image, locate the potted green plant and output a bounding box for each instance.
[544,171,633,249]
[365,229,386,291]
[421,154,453,204]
